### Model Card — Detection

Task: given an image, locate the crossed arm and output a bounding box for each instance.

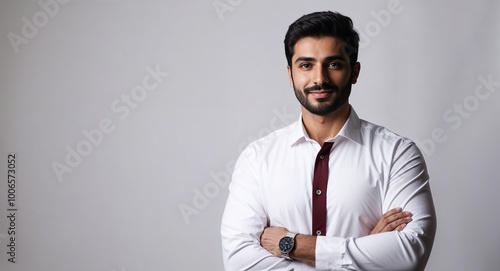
[260,208,413,267]
[223,188,434,271]
[221,142,436,271]
[221,187,430,271]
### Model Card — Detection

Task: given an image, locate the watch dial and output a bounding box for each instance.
[279,237,294,252]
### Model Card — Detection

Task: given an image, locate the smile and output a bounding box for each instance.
[308,91,333,99]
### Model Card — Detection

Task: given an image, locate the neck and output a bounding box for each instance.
[301,103,351,146]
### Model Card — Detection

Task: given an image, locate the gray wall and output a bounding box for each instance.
[1,0,499,270]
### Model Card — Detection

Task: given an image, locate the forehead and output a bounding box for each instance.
[292,36,347,61]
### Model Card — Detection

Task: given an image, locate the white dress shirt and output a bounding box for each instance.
[221,106,436,271]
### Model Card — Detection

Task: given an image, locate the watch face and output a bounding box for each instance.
[279,236,294,253]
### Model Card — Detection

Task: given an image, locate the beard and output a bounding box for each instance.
[293,81,352,116]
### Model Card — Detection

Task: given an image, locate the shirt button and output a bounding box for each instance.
[319,155,325,160]
[316,230,322,235]
[316,189,322,195]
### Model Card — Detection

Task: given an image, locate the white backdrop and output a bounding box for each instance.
[1,0,499,270]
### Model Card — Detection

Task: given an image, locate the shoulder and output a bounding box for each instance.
[239,120,299,159]
[357,118,428,181]
[358,118,421,156]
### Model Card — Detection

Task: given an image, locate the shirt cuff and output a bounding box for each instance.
[315,236,356,270]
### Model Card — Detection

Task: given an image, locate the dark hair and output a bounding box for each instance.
[284,11,359,67]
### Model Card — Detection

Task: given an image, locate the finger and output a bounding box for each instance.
[376,213,404,232]
[371,208,403,232]
[382,211,412,227]
[395,223,407,231]
[381,215,413,232]
[383,216,412,231]
[370,208,413,234]
[381,207,403,219]
[376,212,412,233]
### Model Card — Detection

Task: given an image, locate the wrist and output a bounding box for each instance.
[290,234,317,267]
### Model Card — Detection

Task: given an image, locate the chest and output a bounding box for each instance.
[260,145,389,234]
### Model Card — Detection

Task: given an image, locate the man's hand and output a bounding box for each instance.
[261,227,317,266]
[260,208,412,263]
[370,207,412,235]
[260,226,288,257]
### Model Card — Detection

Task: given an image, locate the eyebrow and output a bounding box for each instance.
[294,55,346,64]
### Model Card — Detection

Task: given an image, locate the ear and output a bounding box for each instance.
[287,65,294,87]
[351,62,361,84]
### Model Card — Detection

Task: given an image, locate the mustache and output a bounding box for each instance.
[304,83,338,94]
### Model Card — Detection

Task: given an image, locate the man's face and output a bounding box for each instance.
[288,36,360,116]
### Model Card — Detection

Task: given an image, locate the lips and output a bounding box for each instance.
[308,90,333,99]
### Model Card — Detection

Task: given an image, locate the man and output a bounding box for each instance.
[221,11,436,271]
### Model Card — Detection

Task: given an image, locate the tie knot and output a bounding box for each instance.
[319,142,333,155]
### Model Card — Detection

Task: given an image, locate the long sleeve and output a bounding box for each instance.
[315,141,437,271]
[221,148,303,271]
[220,110,437,271]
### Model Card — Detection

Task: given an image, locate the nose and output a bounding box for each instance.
[314,65,329,85]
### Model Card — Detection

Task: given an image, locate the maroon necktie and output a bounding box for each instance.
[312,142,333,236]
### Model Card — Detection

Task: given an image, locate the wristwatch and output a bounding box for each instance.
[279,232,298,260]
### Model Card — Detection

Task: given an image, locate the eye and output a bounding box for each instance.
[328,62,341,69]
[299,63,312,70]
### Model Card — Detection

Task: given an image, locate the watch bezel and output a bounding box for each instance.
[278,232,297,260]
[279,236,295,253]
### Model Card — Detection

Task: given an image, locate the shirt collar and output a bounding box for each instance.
[288,105,363,146]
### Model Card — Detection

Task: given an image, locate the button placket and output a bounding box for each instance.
[312,142,333,236]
